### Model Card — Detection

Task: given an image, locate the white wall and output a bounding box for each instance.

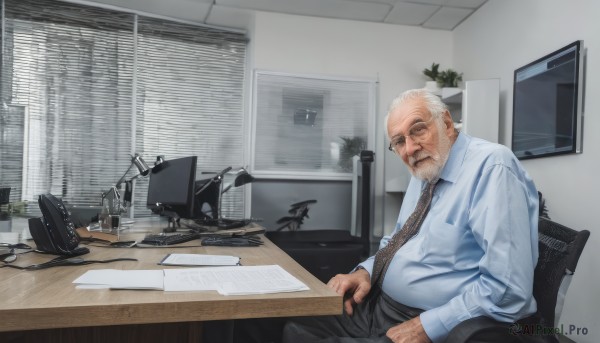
[251,11,452,236]
[454,0,600,341]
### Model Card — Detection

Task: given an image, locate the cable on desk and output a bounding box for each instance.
[0,256,138,270]
[82,241,138,248]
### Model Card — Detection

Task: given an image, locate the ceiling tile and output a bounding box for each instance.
[83,0,213,23]
[444,0,487,9]
[205,5,253,30]
[84,0,489,31]
[422,6,472,30]
[355,0,398,4]
[385,2,440,26]
[216,0,392,22]
[395,0,445,5]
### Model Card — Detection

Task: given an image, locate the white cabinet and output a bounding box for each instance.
[441,79,500,143]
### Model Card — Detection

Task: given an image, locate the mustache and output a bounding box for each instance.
[408,151,437,168]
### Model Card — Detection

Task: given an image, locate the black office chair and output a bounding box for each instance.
[444,217,590,343]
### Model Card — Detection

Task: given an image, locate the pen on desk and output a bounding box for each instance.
[158,254,172,265]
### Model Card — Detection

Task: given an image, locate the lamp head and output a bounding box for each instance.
[234,168,255,187]
[132,154,150,177]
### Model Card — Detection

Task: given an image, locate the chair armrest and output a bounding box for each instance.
[443,316,520,343]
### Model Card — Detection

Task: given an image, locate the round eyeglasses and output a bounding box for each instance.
[388,118,434,155]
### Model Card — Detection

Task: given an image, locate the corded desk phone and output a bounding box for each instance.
[28,193,89,256]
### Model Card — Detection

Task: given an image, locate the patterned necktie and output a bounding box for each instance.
[370,179,439,288]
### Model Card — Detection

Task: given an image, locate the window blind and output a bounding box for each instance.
[0,0,247,219]
[1,0,135,210]
[132,17,247,218]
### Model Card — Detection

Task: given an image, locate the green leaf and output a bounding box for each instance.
[436,68,463,87]
[422,63,440,81]
[338,136,366,172]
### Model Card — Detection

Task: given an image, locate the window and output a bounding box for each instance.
[1,0,135,211]
[132,17,247,218]
[252,71,376,180]
[0,0,247,218]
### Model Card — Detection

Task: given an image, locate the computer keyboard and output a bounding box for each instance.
[140,232,201,246]
[201,236,263,247]
[217,218,253,229]
[192,218,253,230]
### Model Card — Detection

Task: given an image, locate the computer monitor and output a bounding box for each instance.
[146,156,197,221]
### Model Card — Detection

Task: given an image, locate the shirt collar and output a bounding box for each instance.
[439,132,470,184]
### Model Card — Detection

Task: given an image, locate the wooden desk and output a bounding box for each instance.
[0,229,341,341]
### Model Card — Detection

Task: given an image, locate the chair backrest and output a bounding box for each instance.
[531,217,589,328]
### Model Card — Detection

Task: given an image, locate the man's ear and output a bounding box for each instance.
[442,110,454,133]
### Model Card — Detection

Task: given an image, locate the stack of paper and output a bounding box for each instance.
[159,253,240,266]
[73,269,164,290]
[164,265,309,295]
[73,265,309,295]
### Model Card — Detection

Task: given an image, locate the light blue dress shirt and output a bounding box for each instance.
[359,132,539,342]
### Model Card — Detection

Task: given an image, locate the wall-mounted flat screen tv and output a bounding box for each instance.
[511,40,584,160]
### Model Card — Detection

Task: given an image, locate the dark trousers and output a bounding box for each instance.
[233,317,288,343]
[281,290,424,343]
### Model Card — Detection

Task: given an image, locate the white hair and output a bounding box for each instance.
[384,88,448,138]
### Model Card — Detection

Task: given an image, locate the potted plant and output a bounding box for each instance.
[338,136,366,172]
[422,63,441,93]
[436,69,463,88]
[423,63,440,81]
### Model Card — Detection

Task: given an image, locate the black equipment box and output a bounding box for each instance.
[266,230,364,283]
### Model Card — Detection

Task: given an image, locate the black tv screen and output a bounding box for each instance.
[511,40,584,160]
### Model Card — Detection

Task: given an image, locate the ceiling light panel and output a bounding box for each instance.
[85,0,213,22]
[355,0,398,4]
[422,6,472,30]
[396,0,445,6]
[444,0,487,9]
[216,0,392,22]
[385,2,440,26]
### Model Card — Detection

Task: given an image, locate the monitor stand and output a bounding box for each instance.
[149,206,183,233]
[162,215,181,233]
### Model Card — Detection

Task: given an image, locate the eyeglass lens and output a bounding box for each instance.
[390,121,430,151]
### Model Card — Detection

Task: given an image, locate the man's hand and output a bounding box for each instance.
[386,317,431,343]
[326,268,371,316]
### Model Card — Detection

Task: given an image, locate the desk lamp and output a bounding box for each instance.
[99,154,153,231]
[193,167,255,227]
[221,168,255,194]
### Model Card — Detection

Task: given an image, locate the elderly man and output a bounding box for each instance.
[282,89,539,343]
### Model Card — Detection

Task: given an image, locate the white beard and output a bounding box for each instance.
[408,129,452,182]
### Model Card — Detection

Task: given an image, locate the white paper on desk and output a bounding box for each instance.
[73,269,164,290]
[159,253,240,266]
[163,265,309,295]
[163,267,221,291]
[218,265,309,295]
